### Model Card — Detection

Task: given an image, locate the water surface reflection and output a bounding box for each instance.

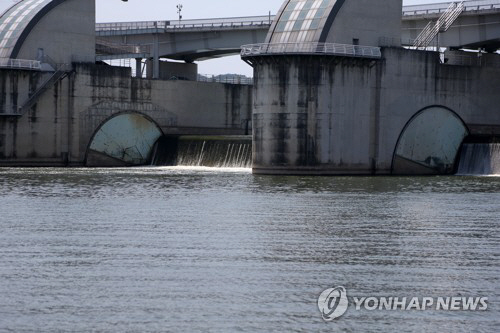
[0,167,498,332]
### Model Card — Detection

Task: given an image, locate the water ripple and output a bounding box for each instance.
[0,167,498,332]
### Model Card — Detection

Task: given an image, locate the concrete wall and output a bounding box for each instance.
[250,48,500,175]
[0,64,252,166]
[17,0,95,63]
[378,48,500,172]
[326,0,402,46]
[0,69,70,165]
[146,60,198,81]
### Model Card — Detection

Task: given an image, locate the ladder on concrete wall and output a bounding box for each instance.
[18,69,68,115]
[413,1,465,49]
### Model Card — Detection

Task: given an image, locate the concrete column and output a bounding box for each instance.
[145,59,153,79]
[153,34,160,79]
[135,58,142,78]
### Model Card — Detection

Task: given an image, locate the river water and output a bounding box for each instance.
[0,167,498,332]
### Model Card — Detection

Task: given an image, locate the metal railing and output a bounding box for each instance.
[18,70,68,115]
[96,21,168,33]
[0,58,41,70]
[413,1,465,48]
[166,15,273,30]
[403,0,500,16]
[197,74,253,85]
[241,42,382,58]
[442,1,466,30]
[96,15,273,34]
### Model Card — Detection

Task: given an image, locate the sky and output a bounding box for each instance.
[0,0,448,76]
[95,0,441,22]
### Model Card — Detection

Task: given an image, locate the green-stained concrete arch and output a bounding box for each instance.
[85,112,164,167]
[392,106,470,175]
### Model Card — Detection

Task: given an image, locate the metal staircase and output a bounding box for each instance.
[17,69,68,115]
[413,1,465,49]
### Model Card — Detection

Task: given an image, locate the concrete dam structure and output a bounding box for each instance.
[0,0,499,174]
[242,0,500,175]
[0,0,251,167]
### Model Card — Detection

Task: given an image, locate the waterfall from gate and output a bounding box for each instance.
[456,143,500,175]
[151,136,252,168]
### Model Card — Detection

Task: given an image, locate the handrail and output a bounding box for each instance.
[413,1,465,48]
[0,58,41,70]
[441,2,466,30]
[241,42,382,59]
[18,70,68,115]
[403,0,500,16]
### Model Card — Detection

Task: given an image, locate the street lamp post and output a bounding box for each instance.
[176,4,183,25]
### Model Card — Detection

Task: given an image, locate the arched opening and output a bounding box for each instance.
[392,106,469,175]
[85,112,163,167]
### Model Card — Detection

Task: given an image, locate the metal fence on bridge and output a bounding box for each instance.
[96,15,273,34]
[241,42,382,59]
[403,0,500,16]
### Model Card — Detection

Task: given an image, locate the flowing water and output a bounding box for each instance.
[175,140,252,168]
[151,137,252,168]
[0,167,499,332]
[457,143,500,176]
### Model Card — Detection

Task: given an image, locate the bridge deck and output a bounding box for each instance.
[96,15,273,36]
[95,1,500,62]
[96,1,500,35]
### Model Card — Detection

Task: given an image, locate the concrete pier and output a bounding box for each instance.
[242,0,500,175]
[246,48,500,175]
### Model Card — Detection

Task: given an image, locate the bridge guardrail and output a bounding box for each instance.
[403,0,500,16]
[96,21,168,32]
[166,15,273,30]
[96,15,273,34]
[241,42,382,59]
